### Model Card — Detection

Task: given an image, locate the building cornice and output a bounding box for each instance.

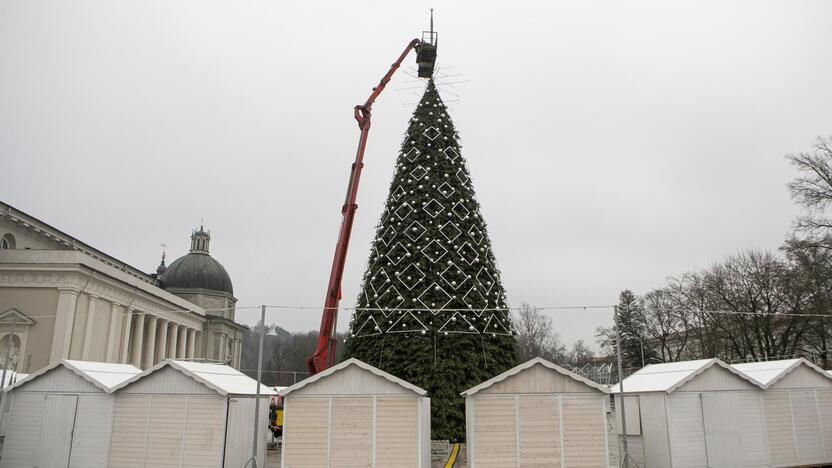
[1,201,155,284]
[0,250,206,327]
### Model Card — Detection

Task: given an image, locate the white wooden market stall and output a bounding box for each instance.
[462,357,612,468]
[611,358,768,468]
[733,358,832,467]
[108,360,275,468]
[1,360,140,468]
[280,358,431,468]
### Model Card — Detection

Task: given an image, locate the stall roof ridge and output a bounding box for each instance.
[279,358,427,396]
[461,357,610,396]
[4,360,141,393]
[611,358,764,393]
[110,360,276,396]
[732,358,832,388]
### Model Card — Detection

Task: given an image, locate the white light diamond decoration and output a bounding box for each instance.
[438,221,461,242]
[437,182,455,198]
[423,126,440,141]
[423,199,445,218]
[386,242,410,266]
[405,147,421,162]
[469,225,484,245]
[443,147,459,162]
[381,226,397,246]
[457,242,479,265]
[369,269,391,295]
[476,267,495,293]
[405,221,426,242]
[440,262,469,290]
[392,185,406,201]
[410,165,428,181]
[417,282,453,310]
[394,202,413,220]
[456,168,469,184]
[452,201,470,219]
[462,286,487,310]
[396,263,425,290]
[422,239,448,263]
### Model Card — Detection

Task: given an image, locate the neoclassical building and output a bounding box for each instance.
[0,201,246,373]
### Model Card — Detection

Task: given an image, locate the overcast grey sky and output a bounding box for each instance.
[2,1,830,347]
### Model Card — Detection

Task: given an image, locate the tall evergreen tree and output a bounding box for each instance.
[616,290,659,370]
[343,81,517,441]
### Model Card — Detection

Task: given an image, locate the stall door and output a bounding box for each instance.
[473,395,517,468]
[330,396,373,467]
[701,392,743,468]
[518,395,561,468]
[667,393,707,468]
[35,394,78,468]
[791,390,824,465]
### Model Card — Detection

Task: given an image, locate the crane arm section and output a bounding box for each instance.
[307,39,422,375]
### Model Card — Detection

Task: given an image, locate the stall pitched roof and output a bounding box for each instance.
[732,358,832,388]
[461,357,610,396]
[5,360,141,393]
[279,358,427,397]
[611,358,763,393]
[112,360,277,396]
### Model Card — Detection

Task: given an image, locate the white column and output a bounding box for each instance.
[50,288,79,364]
[105,303,122,362]
[143,315,157,368]
[156,319,168,363]
[177,326,187,358]
[81,295,98,360]
[186,328,196,359]
[120,308,134,364]
[131,312,145,368]
[168,323,178,359]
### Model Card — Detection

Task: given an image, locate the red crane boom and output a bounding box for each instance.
[307,38,423,375]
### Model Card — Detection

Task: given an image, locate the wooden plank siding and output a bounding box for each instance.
[667,393,708,468]
[470,393,608,468]
[376,397,419,466]
[562,395,607,468]
[790,390,824,465]
[181,396,225,468]
[518,395,561,468]
[330,396,374,467]
[282,394,425,468]
[282,396,329,468]
[144,395,187,468]
[109,395,152,468]
[108,394,225,468]
[0,393,44,468]
[473,395,518,467]
[69,394,115,468]
[817,389,832,461]
[764,390,799,467]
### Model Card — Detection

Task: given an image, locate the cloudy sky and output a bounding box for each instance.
[2,1,830,347]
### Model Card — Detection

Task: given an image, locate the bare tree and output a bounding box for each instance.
[513,303,567,363]
[642,288,689,362]
[788,135,832,242]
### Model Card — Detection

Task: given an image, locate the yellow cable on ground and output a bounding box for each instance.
[444,443,460,468]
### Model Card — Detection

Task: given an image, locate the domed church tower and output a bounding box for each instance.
[160,226,246,367]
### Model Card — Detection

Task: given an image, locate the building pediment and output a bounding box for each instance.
[0,308,35,326]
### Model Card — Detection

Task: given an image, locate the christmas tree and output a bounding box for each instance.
[343,80,517,441]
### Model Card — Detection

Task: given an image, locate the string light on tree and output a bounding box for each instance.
[343,80,517,441]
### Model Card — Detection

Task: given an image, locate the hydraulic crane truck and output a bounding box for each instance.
[307,22,438,375]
